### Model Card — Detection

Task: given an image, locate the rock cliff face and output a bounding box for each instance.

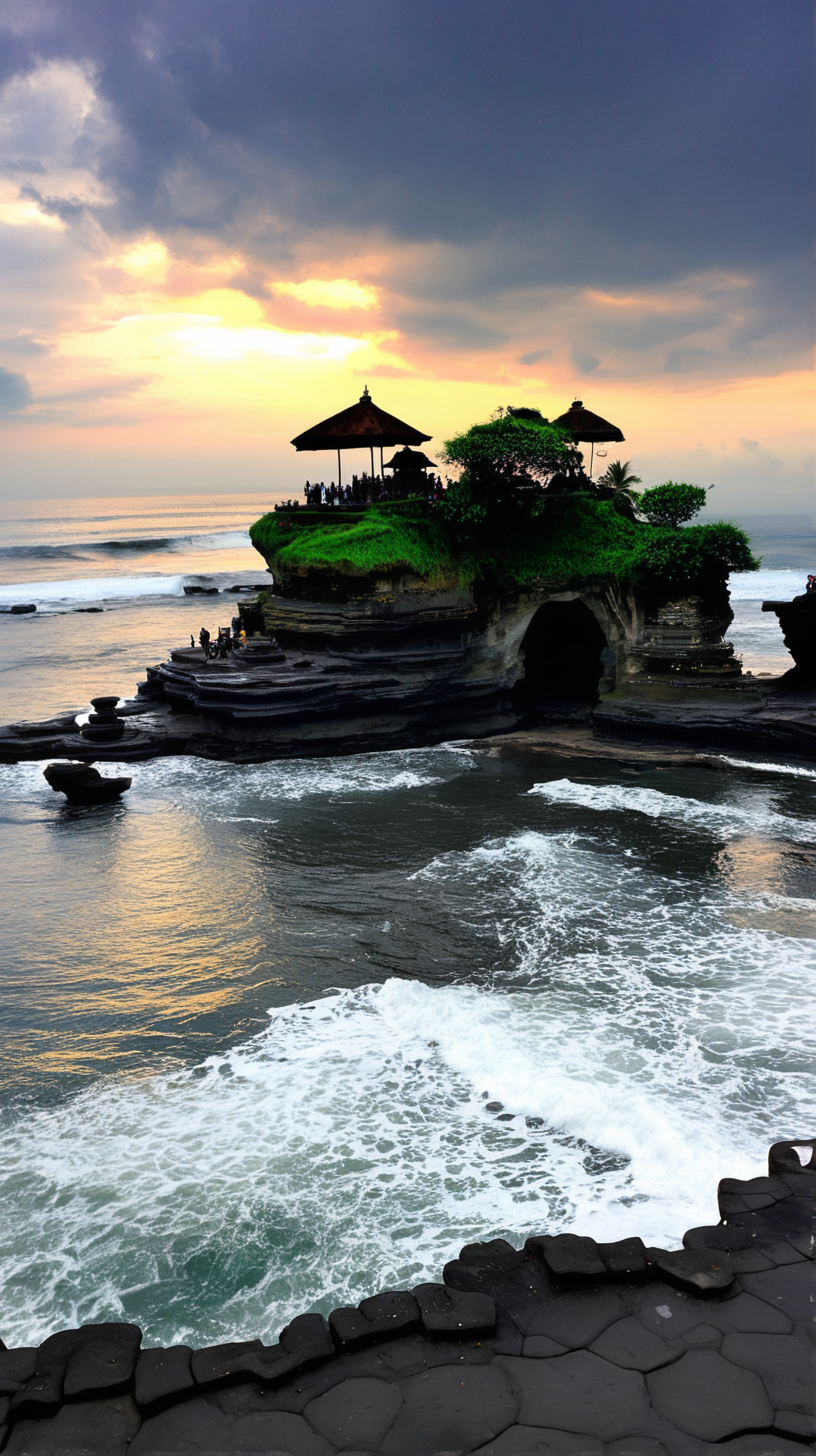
[147,560,739,754]
[762,594,816,682]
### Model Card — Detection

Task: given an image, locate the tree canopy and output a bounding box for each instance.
[639,481,709,528]
[441,409,580,521]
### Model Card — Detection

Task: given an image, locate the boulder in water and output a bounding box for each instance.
[9,603,36,614]
[43,762,131,804]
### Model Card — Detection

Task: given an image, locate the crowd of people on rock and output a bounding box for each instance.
[275,472,445,510]
[193,620,246,658]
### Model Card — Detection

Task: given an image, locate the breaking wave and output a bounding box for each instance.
[528,778,816,842]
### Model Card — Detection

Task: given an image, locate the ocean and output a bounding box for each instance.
[0,496,814,1350]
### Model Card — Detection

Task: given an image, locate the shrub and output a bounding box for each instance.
[635,521,759,587]
[441,410,580,521]
[639,481,708,528]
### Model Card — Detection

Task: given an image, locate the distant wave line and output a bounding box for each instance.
[0,529,251,560]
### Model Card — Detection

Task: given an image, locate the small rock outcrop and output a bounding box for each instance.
[80,696,126,744]
[43,762,132,804]
[763,594,816,682]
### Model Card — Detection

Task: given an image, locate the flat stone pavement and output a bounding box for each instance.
[1,1140,814,1455]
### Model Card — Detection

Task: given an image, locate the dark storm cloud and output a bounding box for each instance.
[3,0,811,292]
[0,365,32,412]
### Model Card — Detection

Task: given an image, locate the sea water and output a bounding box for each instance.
[0,498,814,1350]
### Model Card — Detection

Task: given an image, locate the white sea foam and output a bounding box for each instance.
[0,574,187,607]
[528,778,816,842]
[141,745,477,803]
[728,568,806,601]
[718,756,816,780]
[0,980,765,1349]
[2,823,814,1349]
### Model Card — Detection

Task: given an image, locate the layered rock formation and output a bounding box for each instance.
[1,1139,814,1454]
[140,560,740,756]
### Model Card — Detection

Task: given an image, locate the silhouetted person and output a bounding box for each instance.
[806,575,816,595]
[199,627,210,657]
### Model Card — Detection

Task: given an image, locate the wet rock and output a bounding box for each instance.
[680,1321,721,1347]
[717,1438,815,1456]
[130,1397,333,1453]
[279,1312,335,1364]
[471,1427,603,1455]
[380,1365,517,1456]
[9,604,36,614]
[411,1283,496,1334]
[738,1261,816,1324]
[0,1350,37,1394]
[62,1322,142,1397]
[598,1236,648,1277]
[588,1315,679,1371]
[304,1375,403,1449]
[330,1293,419,1345]
[11,1324,141,1417]
[134,1346,194,1409]
[43,762,131,804]
[523,1289,627,1348]
[715,1289,794,1333]
[721,1330,815,1415]
[4,1395,140,1453]
[648,1247,734,1293]
[520,1336,568,1358]
[497,1351,648,1441]
[526,1234,606,1283]
[647,1348,773,1440]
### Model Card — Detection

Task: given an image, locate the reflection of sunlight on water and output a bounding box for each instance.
[716,837,816,940]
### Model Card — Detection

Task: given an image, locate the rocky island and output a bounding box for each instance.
[1,397,814,765]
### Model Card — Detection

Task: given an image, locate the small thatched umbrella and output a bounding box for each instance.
[291,387,431,487]
[554,399,624,477]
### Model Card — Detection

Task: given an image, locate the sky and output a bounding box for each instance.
[0,0,812,513]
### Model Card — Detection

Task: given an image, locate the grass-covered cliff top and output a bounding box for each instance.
[250,496,757,593]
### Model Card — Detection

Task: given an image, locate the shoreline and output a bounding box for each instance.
[2,1138,813,1452]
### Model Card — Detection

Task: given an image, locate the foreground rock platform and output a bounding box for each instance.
[2,1139,814,1454]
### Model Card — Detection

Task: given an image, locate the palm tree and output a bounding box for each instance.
[597,460,642,492]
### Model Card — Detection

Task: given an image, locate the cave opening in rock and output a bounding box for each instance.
[513,599,608,711]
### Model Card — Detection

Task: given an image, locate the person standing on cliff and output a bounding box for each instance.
[199,626,211,658]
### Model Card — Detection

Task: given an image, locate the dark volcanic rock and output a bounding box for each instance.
[522,1289,627,1347]
[496,1350,648,1440]
[43,761,131,804]
[380,1365,518,1456]
[304,1375,403,1448]
[330,1292,420,1345]
[647,1347,774,1439]
[0,1350,36,1394]
[588,1315,680,1371]
[4,1395,140,1453]
[648,1246,734,1293]
[412,1282,496,1334]
[526,1234,606,1283]
[11,1323,141,1416]
[134,1345,194,1409]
